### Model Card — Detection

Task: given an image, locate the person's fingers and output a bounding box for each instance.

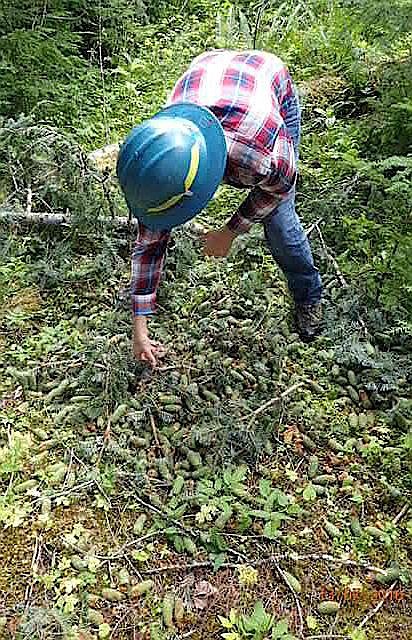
[150,340,166,354]
[139,349,157,368]
[145,350,157,367]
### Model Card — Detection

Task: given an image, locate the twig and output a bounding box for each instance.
[24,534,42,613]
[139,552,387,576]
[149,410,162,454]
[33,480,94,503]
[96,533,158,561]
[358,581,398,629]
[392,502,409,525]
[26,186,32,216]
[243,382,306,425]
[306,636,350,640]
[304,217,324,238]
[314,222,347,287]
[63,448,74,488]
[273,560,304,637]
[253,0,270,48]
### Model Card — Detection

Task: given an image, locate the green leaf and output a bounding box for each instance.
[98,623,111,639]
[232,465,248,484]
[274,489,289,507]
[264,519,282,539]
[303,483,317,502]
[248,509,272,520]
[259,478,272,497]
[131,549,150,562]
[273,619,289,637]
[218,615,233,629]
[212,552,227,571]
[229,609,238,624]
[306,615,318,630]
[285,467,299,482]
[349,629,367,640]
[241,600,271,633]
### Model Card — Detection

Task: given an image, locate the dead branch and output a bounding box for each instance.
[138,552,387,576]
[0,209,206,236]
[314,222,347,287]
[273,559,304,637]
[242,381,306,426]
[358,581,398,630]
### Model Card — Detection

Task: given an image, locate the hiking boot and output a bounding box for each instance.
[295,302,323,342]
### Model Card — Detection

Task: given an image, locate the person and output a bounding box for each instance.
[117,49,323,367]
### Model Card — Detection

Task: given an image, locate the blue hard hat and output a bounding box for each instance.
[116,103,227,231]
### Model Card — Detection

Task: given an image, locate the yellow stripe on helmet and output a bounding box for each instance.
[147,141,200,215]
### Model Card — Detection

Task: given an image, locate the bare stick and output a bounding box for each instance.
[0,209,205,235]
[243,382,306,425]
[304,217,324,238]
[97,533,158,561]
[149,410,162,455]
[26,186,32,216]
[306,636,351,640]
[358,581,398,629]
[138,552,387,576]
[273,560,304,637]
[392,502,409,525]
[314,222,347,287]
[24,534,42,613]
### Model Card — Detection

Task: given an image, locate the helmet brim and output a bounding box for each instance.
[128,103,227,231]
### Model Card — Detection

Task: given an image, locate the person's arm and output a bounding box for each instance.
[131,223,170,366]
[226,125,297,234]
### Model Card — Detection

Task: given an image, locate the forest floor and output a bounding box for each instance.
[0,150,411,639]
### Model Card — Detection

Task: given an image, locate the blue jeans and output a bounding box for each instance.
[263,93,322,306]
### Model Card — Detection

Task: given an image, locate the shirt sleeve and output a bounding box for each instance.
[131,222,170,316]
[226,125,297,234]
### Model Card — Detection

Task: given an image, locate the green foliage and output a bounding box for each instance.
[219,603,297,640]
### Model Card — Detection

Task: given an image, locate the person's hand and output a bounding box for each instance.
[133,334,166,367]
[133,317,166,367]
[203,226,237,257]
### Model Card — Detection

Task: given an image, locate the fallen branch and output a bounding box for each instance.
[392,502,409,525]
[314,222,347,287]
[0,209,136,228]
[304,217,324,238]
[149,410,163,455]
[0,209,206,236]
[358,581,398,630]
[138,552,387,576]
[273,560,304,638]
[242,382,306,426]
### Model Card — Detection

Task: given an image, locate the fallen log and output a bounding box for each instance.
[0,209,206,235]
[0,209,136,228]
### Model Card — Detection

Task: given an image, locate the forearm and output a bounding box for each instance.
[131,223,170,316]
[133,315,148,338]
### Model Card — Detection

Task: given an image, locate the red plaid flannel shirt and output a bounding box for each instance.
[131,50,297,315]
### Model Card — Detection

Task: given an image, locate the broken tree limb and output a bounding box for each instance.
[137,552,388,576]
[0,209,135,228]
[0,209,206,236]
